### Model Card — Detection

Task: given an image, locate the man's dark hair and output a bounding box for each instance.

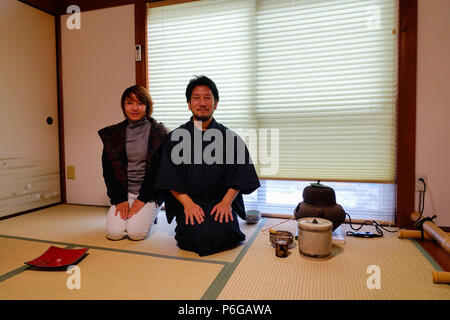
[185,75,219,102]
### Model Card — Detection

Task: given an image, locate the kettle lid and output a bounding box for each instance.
[310,180,327,188]
[298,217,333,230]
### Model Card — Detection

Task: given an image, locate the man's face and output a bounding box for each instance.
[124,93,146,121]
[188,85,218,122]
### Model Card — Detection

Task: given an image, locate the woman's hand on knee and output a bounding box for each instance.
[115,201,129,220]
[129,199,146,218]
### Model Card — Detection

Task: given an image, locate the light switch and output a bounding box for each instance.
[67,165,75,180]
[135,45,142,61]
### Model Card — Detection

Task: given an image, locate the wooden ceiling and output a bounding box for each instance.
[18,0,139,15]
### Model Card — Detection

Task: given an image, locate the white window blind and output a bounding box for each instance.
[147,0,398,182]
[147,0,258,129]
[147,0,398,222]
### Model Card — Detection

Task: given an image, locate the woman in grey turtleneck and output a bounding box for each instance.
[98,85,168,241]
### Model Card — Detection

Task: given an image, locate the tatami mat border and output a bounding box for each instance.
[201,218,266,300]
[0,234,230,296]
[0,234,229,267]
[410,239,444,272]
[0,243,76,284]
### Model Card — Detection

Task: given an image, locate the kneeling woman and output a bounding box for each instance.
[98,85,168,240]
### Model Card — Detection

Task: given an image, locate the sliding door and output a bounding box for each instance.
[0,0,60,217]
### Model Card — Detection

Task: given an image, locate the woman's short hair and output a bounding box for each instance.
[185,75,219,103]
[121,85,153,119]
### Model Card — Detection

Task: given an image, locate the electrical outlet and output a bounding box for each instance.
[415,174,427,192]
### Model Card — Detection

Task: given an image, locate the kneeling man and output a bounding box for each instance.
[154,76,260,256]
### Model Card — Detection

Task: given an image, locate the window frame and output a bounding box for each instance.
[137,0,417,227]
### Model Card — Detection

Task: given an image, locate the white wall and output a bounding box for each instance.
[61,5,135,206]
[416,0,450,226]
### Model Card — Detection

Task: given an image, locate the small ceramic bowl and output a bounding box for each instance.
[269,230,294,248]
[246,210,261,224]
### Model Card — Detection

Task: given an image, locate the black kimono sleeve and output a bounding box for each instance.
[225,134,260,219]
[153,137,190,223]
[224,144,260,195]
[153,137,190,195]
[100,146,128,205]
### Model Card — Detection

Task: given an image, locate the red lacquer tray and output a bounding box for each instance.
[25,246,88,268]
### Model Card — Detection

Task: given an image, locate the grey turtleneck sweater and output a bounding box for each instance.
[126,118,151,195]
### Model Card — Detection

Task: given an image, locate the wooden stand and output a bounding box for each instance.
[410,212,450,253]
[405,212,450,284]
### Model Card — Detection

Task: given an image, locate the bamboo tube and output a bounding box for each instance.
[261,213,293,219]
[398,229,450,240]
[411,212,450,253]
[344,218,393,226]
[432,271,450,284]
[398,229,433,240]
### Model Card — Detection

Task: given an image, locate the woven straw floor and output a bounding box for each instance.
[0,205,448,300]
[218,219,450,300]
[0,204,257,263]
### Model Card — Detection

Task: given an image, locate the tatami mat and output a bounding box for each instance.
[1,206,448,300]
[0,238,223,300]
[0,238,53,276]
[0,204,260,263]
[218,219,450,300]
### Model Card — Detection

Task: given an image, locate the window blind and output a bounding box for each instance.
[147,0,398,182]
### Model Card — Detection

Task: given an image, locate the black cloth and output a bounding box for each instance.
[154,117,260,256]
[98,117,169,205]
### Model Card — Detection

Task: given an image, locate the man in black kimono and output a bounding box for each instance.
[154,76,260,256]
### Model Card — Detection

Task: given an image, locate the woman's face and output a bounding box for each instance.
[124,93,146,121]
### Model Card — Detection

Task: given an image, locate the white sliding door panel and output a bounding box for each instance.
[0,0,60,217]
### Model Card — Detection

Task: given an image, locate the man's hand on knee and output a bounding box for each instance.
[211,200,233,223]
[170,191,205,225]
[184,202,205,225]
